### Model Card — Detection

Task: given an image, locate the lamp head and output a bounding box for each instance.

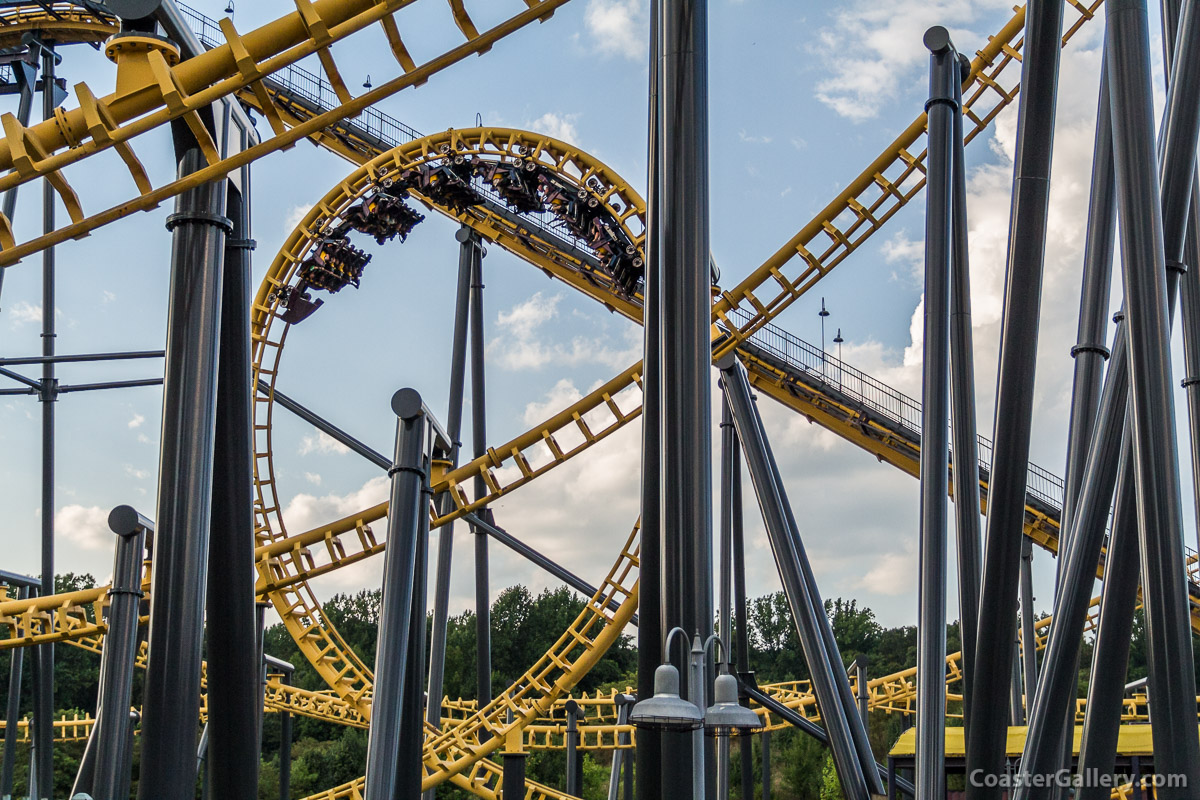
[704,673,763,736]
[628,664,702,732]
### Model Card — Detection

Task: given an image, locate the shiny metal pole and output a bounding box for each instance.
[0,583,29,800]
[399,467,431,794]
[609,696,634,800]
[137,112,230,800]
[720,358,870,800]
[731,452,754,800]
[205,179,260,799]
[636,1,663,796]
[1075,454,1140,800]
[966,0,1065,793]
[91,507,150,800]
[279,670,293,800]
[34,42,59,800]
[424,226,475,794]
[656,0,715,794]
[467,234,492,718]
[565,700,581,796]
[363,389,430,800]
[948,49,983,727]
[916,29,958,800]
[1018,538,1038,708]
[1105,0,1200,788]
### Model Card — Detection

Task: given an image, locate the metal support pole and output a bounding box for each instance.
[137,112,230,800]
[1,585,28,800]
[966,0,1065,793]
[117,711,138,800]
[1076,462,1140,800]
[467,233,492,716]
[853,656,869,724]
[655,0,715,794]
[363,389,431,800]
[1178,187,1200,547]
[719,400,735,670]
[1104,0,1200,789]
[760,730,770,800]
[1019,538,1038,709]
[948,49,983,728]
[204,179,259,799]
[609,696,634,800]
[637,1,663,796]
[687,635,706,800]
[720,358,870,800]
[33,41,58,800]
[424,226,475,795]
[565,700,581,797]
[399,467,431,794]
[279,671,293,800]
[1009,643,1025,725]
[502,745,526,799]
[91,507,150,800]
[917,29,958,800]
[732,462,754,800]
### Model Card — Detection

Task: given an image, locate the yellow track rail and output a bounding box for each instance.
[0,3,114,49]
[0,0,571,266]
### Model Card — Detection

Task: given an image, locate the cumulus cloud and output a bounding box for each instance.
[528,112,581,143]
[583,0,647,60]
[811,0,1011,121]
[283,203,314,236]
[124,465,150,480]
[127,413,145,429]
[279,476,390,538]
[299,431,352,456]
[56,505,112,552]
[487,292,641,371]
[304,472,323,486]
[7,300,43,326]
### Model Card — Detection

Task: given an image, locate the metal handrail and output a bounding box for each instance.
[735,307,1065,512]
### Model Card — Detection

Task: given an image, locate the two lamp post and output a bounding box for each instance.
[629,627,763,799]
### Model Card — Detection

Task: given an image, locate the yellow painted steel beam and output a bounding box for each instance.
[0,0,571,266]
[0,3,116,49]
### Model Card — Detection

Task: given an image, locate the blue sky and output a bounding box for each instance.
[0,0,1182,631]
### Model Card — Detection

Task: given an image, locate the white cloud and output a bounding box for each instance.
[528,112,581,144]
[522,379,585,426]
[811,0,1010,121]
[487,292,641,371]
[279,477,391,544]
[299,431,352,456]
[124,465,150,480]
[583,0,647,60]
[283,203,314,236]
[101,290,116,304]
[7,300,42,326]
[56,505,112,552]
[856,550,918,596]
[304,472,323,486]
[738,130,773,145]
[127,413,145,429]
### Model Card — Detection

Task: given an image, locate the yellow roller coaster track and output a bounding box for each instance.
[0,0,572,266]
[0,1,1118,798]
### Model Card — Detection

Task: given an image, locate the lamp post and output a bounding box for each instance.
[630,627,762,800]
[819,299,830,377]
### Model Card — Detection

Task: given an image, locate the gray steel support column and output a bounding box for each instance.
[399,471,431,794]
[655,0,715,794]
[363,389,430,800]
[279,672,292,800]
[117,711,138,800]
[1062,66,1116,541]
[1177,189,1200,549]
[916,30,958,800]
[91,507,150,800]
[965,0,1065,793]
[1009,646,1025,725]
[0,61,35,306]
[34,42,58,800]
[720,400,735,667]
[636,1,663,796]
[467,234,492,715]
[609,697,633,800]
[1105,0,1200,788]
[424,226,475,795]
[204,180,260,800]
[1,585,28,800]
[760,730,770,800]
[1075,458,1140,800]
[948,49,983,728]
[658,17,709,800]
[502,750,526,799]
[136,114,230,800]
[719,358,870,800]
[853,656,869,724]
[1018,538,1038,708]
[565,700,581,796]
[732,457,754,800]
